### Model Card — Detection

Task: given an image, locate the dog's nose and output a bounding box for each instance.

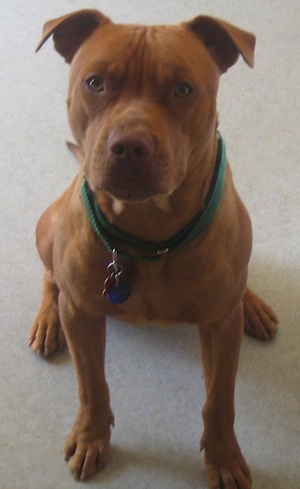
[108,130,154,161]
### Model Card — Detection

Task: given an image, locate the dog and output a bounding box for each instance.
[29,9,278,489]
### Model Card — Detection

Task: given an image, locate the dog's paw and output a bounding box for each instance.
[28,304,66,356]
[65,411,114,481]
[201,435,252,489]
[65,438,110,481]
[243,287,278,341]
[205,458,251,489]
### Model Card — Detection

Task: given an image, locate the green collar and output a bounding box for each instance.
[81,134,226,262]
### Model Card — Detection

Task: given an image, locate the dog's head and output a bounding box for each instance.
[37,10,255,203]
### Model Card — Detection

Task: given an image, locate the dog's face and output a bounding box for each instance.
[37,10,255,202]
[68,24,220,201]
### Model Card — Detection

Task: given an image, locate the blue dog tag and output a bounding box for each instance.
[108,283,132,304]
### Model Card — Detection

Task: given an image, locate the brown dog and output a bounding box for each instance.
[29,10,278,489]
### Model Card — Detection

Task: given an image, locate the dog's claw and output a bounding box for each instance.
[80,472,86,481]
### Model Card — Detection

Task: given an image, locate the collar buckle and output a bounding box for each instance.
[156,247,170,256]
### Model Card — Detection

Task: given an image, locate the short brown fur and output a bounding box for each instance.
[30,10,278,489]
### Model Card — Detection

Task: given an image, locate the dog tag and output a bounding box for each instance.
[102,249,131,303]
[108,283,132,304]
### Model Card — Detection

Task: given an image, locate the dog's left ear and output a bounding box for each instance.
[36,9,110,63]
[183,16,255,72]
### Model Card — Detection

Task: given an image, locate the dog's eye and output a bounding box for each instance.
[174,83,193,97]
[85,75,104,92]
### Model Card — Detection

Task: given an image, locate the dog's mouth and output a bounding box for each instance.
[95,169,171,202]
[86,126,185,202]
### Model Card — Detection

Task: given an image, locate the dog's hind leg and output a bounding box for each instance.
[243,287,278,340]
[29,202,66,355]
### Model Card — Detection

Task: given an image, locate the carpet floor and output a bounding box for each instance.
[0,1,299,488]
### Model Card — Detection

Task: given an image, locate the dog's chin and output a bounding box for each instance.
[96,179,170,203]
[105,186,162,203]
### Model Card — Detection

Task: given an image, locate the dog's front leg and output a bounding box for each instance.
[59,293,114,481]
[199,303,252,489]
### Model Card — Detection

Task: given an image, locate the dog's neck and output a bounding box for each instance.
[94,134,220,245]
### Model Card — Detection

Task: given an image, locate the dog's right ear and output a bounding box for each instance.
[183,16,255,72]
[36,9,111,63]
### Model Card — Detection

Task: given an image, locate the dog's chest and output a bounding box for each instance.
[109,287,195,326]
[101,260,204,325]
